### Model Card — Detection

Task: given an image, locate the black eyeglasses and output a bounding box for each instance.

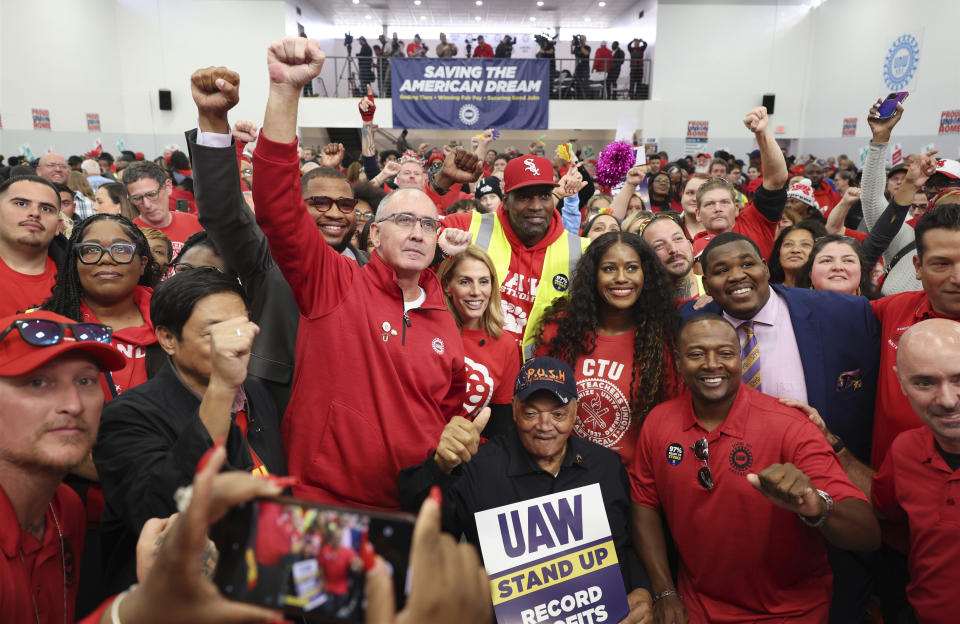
[692,437,713,490]
[128,188,163,205]
[170,262,223,275]
[304,195,359,214]
[0,319,112,347]
[76,242,138,265]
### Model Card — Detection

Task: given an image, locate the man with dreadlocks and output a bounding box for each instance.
[533,231,682,466]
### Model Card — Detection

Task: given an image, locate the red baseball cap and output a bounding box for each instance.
[0,311,126,376]
[503,155,557,194]
[692,234,716,259]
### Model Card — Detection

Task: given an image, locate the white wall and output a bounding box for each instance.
[2,0,959,162]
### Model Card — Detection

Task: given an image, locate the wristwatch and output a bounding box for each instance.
[830,435,846,454]
[428,171,450,196]
[798,489,834,528]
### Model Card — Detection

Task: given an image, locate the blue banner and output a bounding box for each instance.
[391,59,548,130]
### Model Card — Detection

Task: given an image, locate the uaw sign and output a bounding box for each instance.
[475,484,629,624]
[842,117,857,137]
[939,110,960,135]
[391,59,548,130]
[882,32,922,92]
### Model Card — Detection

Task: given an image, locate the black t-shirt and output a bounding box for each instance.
[936,439,960,471]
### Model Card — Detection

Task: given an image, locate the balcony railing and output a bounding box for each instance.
[304,56,651,101]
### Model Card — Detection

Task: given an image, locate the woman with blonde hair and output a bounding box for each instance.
[437,245,521,438]
[68,169,95,200]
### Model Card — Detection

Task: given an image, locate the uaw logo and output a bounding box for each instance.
[728,442,754,476]
[458,103,480,126]
[883,34,919,91]
[523,157,540,175]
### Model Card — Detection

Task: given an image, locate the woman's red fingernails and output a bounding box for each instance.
[429,485,442,506]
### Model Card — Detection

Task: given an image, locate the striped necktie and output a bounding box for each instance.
[740,321,762,389]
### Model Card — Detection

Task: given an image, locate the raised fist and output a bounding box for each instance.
[232,120,258,144]
[434,408,491,475]
[381,160,401,178]
[266,37,325,89]
[438,227,472,257]
[359,84,376,122]
[906,149,939,189]
[624,166,644,187]
[436,149,484,190]
[320,143,345,168]
[209,318,260,389]
[743,106,769,134]
[191,66,240,119]
[556,168,584,198]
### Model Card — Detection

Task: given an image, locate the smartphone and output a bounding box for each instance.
[877,92,909,119]
[211,497,415,622]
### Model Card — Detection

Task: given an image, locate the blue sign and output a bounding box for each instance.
[391,59,549,130]
[883,34,919,91]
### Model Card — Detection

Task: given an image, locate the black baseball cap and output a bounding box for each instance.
[887,163,908,178]
[514,356,578,405]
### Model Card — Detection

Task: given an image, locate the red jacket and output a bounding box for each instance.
[473,43,494,58]
[813,181,841,213]
[593,45,612,72]
[253,134,466,510]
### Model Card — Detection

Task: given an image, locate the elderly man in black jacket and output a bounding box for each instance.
[94,269,286,595]
[185,65,369,415]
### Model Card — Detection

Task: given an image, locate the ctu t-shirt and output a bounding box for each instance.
[134,211,203,256]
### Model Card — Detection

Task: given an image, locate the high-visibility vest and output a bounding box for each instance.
[467,211,589,360]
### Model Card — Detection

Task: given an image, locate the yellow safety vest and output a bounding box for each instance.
[468,211,589,360]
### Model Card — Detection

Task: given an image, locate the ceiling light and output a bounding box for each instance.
[598,1,605,5]
[475,15,482,20]
[476,0,483,4]
[413,0,421,4]
[584,16,591,21]
[364,13,371,18]
[420,14,426,19]
[529,16,536,21]
[352,0,359,4]
[536,1,544,4]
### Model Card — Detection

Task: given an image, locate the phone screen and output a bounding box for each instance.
[877,92,908,119]
[211,497,415,622]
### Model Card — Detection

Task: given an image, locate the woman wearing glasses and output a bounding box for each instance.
[534,231,681,465]
[798,235,876,299]
[43,213,163,398]
[437,246,521,439]
[767,221,826,288]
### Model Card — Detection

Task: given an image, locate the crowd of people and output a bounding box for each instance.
[350,31,648,99]
[1,34,959,624]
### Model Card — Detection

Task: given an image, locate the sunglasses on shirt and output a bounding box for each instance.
[0,319,113,347]
[692,437,714,490]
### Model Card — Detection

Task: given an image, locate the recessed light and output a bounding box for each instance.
[598,1,605,5]
[529,16,536,21]
[413,0,421,4]
[584,16,591,21]
[474,15,482,20]
[475,0,482,5]
[364,13,371,18]
[420,14,426,19]
[352,0,359,3]
[536,1,544,4]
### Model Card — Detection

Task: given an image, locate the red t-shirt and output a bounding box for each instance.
[134,211,203,256]
[406,42,423,57]
[255,502,299,567]
[872,427,960,624]
[473,43,494,58]
[0,255,57,316]
[319,544,358,595]
[80,285,156,400]
[537,325,640,465]
[693,204,779,261]
[0,483,85,624]
[869,291,958,467]
[461,328,521,417]
[630,385,866,623]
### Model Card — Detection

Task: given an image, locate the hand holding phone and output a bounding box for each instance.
[877,92,908,119]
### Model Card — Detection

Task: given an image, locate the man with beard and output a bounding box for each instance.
[641,213,701,299]
[185,65,368,414]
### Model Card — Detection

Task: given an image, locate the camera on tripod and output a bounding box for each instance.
[534,33,557,49]
[344,33,354,55]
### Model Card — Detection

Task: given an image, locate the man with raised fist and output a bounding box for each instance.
[251,37,466,511]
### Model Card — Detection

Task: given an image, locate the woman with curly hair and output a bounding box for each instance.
[534,231,681,464]
[767,221,826,287]
[43,213,163,399]
[438,246,521,438]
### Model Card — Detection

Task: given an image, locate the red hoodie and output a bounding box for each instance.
[443,206,574,342]
[253,134,466,510]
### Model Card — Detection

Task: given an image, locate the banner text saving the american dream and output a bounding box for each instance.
[397,64,542,94]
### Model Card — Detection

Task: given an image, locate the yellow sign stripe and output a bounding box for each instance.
[489,541,619,605]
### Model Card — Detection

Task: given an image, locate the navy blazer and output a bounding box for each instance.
[680,284,880,462]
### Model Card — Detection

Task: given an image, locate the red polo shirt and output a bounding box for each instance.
[630,385,866,623]
[869,291,959,467]
[0,483,85,623]
[872,427,960,624]
[692,203,778,260]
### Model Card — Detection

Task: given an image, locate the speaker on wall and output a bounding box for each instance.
[762,94,775,115]
[159,89,172,111]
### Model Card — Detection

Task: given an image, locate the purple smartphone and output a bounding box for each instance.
[877,92,908,119]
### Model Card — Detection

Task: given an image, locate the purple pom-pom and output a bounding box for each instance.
[595,141,636,186]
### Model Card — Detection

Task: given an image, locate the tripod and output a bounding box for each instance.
[338,50,361,97]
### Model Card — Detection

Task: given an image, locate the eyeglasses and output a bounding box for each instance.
[704,176,734,186]
[0,318,112,347]
[304,196,359,214]
[76,242,138,265]
[692,437,713,490]
[170,262,223,275]
[357,211,375,221]
[44,163,70,171]
[60,198,76,209]
[128,188,163,205]
[376,212,441,234]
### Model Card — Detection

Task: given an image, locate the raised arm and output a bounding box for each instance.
[745,106,787,191]
[611,166,643,221]
[861,98,903,234]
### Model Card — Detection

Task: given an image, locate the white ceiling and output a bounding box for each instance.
[307,0,647,29]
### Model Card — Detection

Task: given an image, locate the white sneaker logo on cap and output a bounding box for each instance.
[523,158,540,176]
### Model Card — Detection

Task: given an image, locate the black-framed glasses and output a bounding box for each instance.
[376,212,441,234]
[692,437,713,490]
[0,319,112,347]
[304,195,359,214]
[127,188,163,205]
[170,262,223,275]
[76,242,138,265]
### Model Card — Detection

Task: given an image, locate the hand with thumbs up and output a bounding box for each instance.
[434,407,491,475]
